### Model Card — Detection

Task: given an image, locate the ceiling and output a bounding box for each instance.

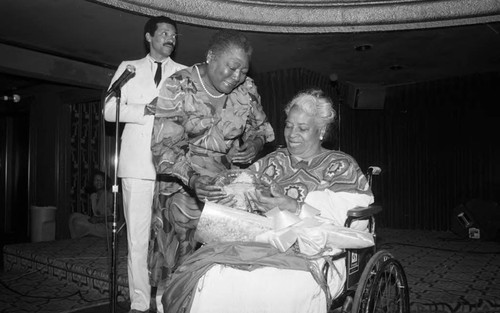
[1,0,500,100]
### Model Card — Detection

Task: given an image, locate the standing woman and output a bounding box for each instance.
[147,30,275,289]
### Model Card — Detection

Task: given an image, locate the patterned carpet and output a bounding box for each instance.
[377,229,500,313]
[0,269,112,313]
[1,228,499,313]
[1,236,130,313]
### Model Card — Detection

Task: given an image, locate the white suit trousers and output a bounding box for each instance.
[122,178,160,312]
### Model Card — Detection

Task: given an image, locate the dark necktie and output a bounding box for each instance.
[154,61,162,86]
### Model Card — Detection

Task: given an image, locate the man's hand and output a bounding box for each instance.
[144,97,158,116]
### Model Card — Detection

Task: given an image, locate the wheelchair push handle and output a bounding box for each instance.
[366,166,381,188]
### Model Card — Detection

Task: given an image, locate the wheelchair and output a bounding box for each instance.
[327,166,410,313]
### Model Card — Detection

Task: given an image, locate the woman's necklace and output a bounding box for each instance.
[195,65,225,99]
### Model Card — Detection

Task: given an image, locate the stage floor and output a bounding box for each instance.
[1,228,500,313]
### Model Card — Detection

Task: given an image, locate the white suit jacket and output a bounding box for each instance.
[104,56,186,180]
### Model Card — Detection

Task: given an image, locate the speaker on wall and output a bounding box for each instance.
[345,82,386,110]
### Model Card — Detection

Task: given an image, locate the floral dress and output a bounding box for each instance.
[148,65,275,288]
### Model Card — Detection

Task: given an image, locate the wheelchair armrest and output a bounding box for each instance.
[347,204,382,219]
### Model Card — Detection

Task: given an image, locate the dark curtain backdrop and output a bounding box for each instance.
[1,102,30,239]
[340,71,500,231]
[69,100,103,215]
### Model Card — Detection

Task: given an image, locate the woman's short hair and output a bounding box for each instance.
[207,29,253,59]
[284,89,336,138]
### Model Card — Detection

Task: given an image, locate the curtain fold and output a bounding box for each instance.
[69,100,103,215]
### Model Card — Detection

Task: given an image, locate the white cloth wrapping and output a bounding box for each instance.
[190,264,330,313]
[194,202,273,244]
[190,190,375,313]
[257,216,374,256]
[194,191,375,256]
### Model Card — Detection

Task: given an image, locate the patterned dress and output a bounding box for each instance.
[249,147,372,203]
[148,65,275,288]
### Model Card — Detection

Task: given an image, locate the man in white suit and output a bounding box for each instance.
[104,16,185,313]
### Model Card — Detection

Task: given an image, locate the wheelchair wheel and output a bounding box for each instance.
[369,258,410,313]
[351,250,409,313]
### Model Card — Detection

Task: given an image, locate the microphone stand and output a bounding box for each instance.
[104,66,134,313]
[110,87,121,313]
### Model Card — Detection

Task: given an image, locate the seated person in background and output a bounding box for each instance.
[69,170,123,238]
[164,89,374,313]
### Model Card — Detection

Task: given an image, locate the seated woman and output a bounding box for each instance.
[69,170,123,238]
[163,89,374,313]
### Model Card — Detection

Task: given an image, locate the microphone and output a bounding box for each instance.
[1,94,21,103]
[106,65,136,97]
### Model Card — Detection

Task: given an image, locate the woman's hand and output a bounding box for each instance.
[216,194,237,207]
[190,175,226,202]
[248,186,298,214]
[228,137,263,164]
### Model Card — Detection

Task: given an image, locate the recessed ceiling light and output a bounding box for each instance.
[354,44,372,51]
[390,64,404,70]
